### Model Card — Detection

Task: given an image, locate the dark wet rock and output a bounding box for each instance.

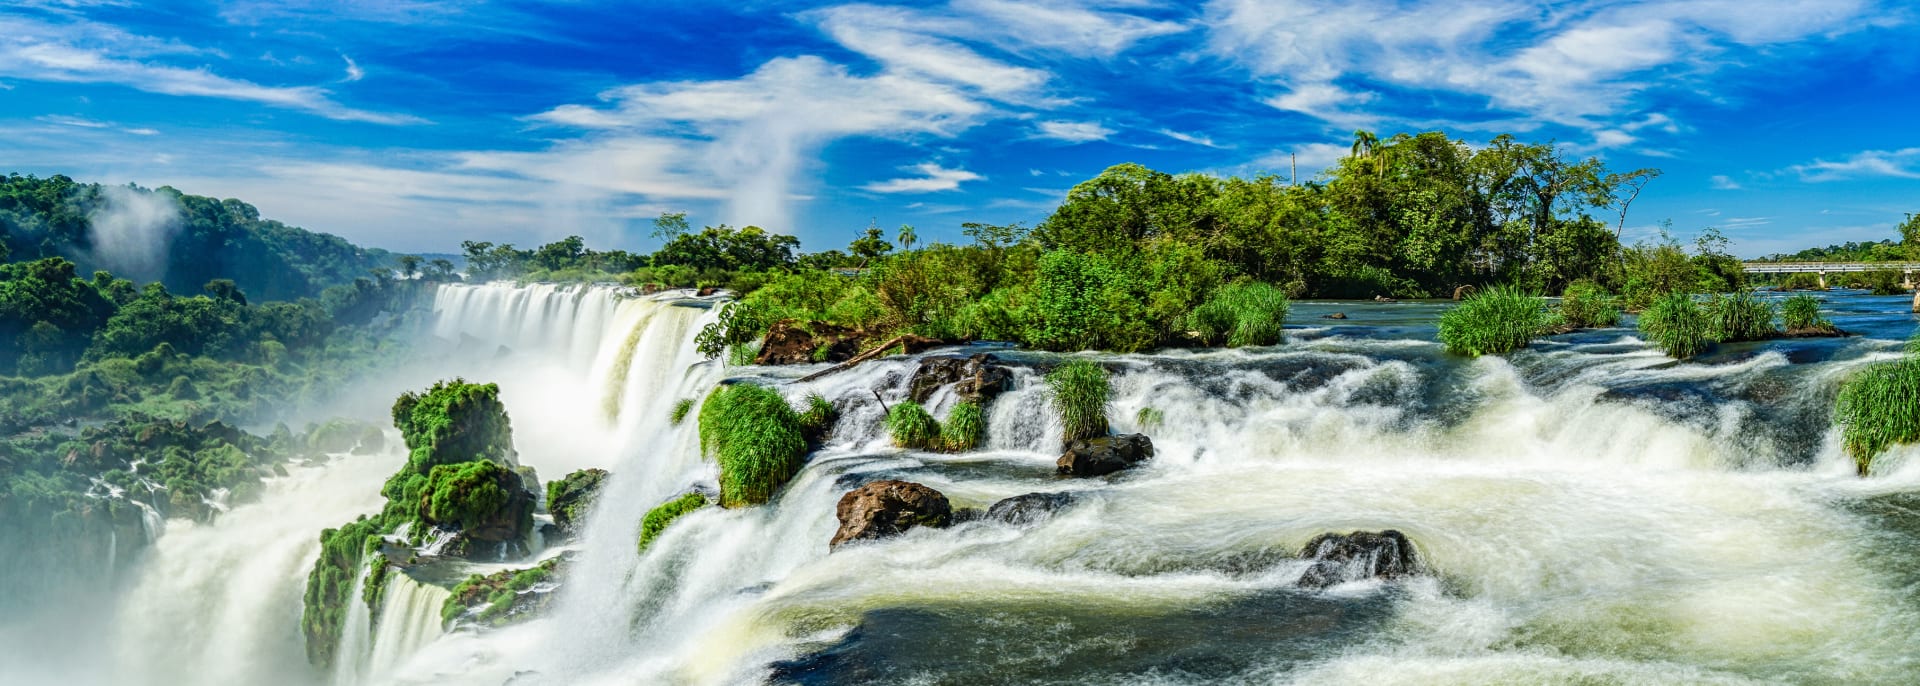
[1296,530,1419,589]
[951,507,985,524]
[1373,295,1396,302]
[906,354,1013,404]
[986,491,1076,525]
[757,319,864,366]
[1322,312,1347,320]
[545,468,609,536]
[697,286,720,296]
[1056,434,1154,477]
[1780,326,1850,339]
[830,480,952,549]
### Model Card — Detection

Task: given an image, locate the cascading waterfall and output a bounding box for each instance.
[48,284,1920,686]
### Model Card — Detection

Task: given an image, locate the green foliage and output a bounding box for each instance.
[637,492,709,553]
[421,461,514,531]
[545,468,608,529]
[1046,360,1111,443]
[1638,292,1712,359]
[669,398,695,425]
[1437,286,1551,356]
[652,224,798,273]
[694,301,769,360]
[940,401,986,452]
[301,517,381,667]
[1136,406,1165,431]
[1780,273,1825,291]
[1836,357,1920,476]
[1025,250,1154,352]
[391,379,516,475]
[1558,280,1621,328]
[1704,291,1778,343]
[697,383,809,507]
[799,393,837,441]
[1755,239,1909,263]
[1189,281,1290,347]
[1781,295,1833,332]
[1857,270,1907,296]
[441,556,563,627]
[886,401,942,450]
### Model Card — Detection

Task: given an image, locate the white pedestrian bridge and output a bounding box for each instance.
[1742,262,1920,274]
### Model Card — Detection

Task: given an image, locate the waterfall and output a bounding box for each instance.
[363,573,452,682]
[331,573,373,686]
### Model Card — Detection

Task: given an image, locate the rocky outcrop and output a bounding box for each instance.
[756,320,865,365]
[1296,530,1419,589]
[441,553,571,630]
[830,480,952,549]
[987,491,1076,525]
[1322,312,1347,320]
[907,353,1012,404]
[545,468,609,537]
[1056,434,1154,477]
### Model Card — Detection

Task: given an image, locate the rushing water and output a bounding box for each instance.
[18,284,1920,686]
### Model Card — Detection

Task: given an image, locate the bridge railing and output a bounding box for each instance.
[1742,262,1920,274]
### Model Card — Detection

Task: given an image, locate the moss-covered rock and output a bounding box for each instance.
[300,517,383,668]
[638,492,709,553]
[420,460,534,545]
[391,378,517,475]
[440,554,570,629]
[546,468,609,535]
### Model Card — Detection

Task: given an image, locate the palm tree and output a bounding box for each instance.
[897,224,918,253]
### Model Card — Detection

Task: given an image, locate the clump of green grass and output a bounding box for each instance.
[1781,295,1833,333]
[1046,360,1111,443]
[1557,280,1621,329]
[1189,281,1291,347]
[637,492,709,553]
[799,393,835,435]
[940,401,985,451]
[1638,292,1712,359]
[1136,406,1165,431]
[697,383,808,507]
[1835,357,1920,476]
[886,401,941,450]
[1437,285,1551,356]
[668,398,694,425]
[1705,291,1778,342]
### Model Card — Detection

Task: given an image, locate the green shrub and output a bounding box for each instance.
[940,401,985,451]
[544,468,608,529]
[421,460,528,534]
[300,517,380,667]
[1780,272,1824,291]
[1557,280,1621,328]
[1189,281,1290,347]
[1436,285,1551,356]
[799,393,836,442]
[697,383,808,507]
[1045,360,1111,443]
[637,492,708,553]
[1638,292,1712,359]
[1861,269,1906,296]
[1705,291,1777,342]
[669,398,694,425]
[390,379,516,475]
[886,401,941,450]
[1781,295,1832,332]
[1835,357,1920,476]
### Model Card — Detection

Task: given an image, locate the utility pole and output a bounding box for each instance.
[1291,153,1297,186]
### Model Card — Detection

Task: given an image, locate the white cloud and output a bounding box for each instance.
[1787,148,1920,182]
[950,0,1188,57]
[861,162,984,193]
[341,54,363,81]
[38,113,110,128]
[0,15,421,124]
[1709,174,1742,190]
[806,5,1050,101]
[1035,119,1113,142]
[1159,128,1222,148]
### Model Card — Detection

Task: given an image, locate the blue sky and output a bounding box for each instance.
[1,0,1916,257]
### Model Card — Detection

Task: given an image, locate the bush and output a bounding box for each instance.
[637,492,708,553]
[1557,280,1621,328]
[1046,360,1110,443]
[669,398,694,425]
[1705,291,1777,343]
[545,468,608,529]
[940,401,985,452]
[1639,292,1712,359]
[1780,272,1824,291]
[1861,269,1906,296]
[1781,295,1832,332]
[390,379,516,475]
[1437,285,1551,356]
[1189,281,1290,347]
[697,383,808,507]
[1835,358,1920,476]
[886,401,941,450]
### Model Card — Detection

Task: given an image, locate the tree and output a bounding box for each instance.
[1607,168,1662,241]
[848,225,893,262]
[1901,213,1920,261]
[897,224,918,252]
[652,212,691,243]
[203,278,247,305]
[397,255,423,279]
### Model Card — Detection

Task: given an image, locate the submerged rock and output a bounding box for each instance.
[757,319,864,365]
[830,480,952,549]
[1322,312,1348,320]
[1056,434,1154,477]
[906,353,1013,404]
[1296,530,1419,589]
[986,491,1076,525]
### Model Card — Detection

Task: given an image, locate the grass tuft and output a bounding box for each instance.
[1045,360,1111,443]
[1705,291,1777,342]
[637,492,709,553]
[940,401,986,452]
[696,383,809,507]
[1781,295,1833,332]
[1836,357,1920,476]
[1189,281,1291,347]
[669,398,694,425]
[1557,280,1622,328]
[1437,285,1551,356]
[886,401,941,450]
[1638,292,1712,359]
[1136,406,1165,431]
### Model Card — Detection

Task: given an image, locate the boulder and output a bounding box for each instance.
[755,319,864,366]
[986,491,1076,525]
[1056,434,1154,477]
[1296,530,1419,589]
[545,468,610,535]
[906,353,1013,404]
[830,480,952,549]
[1322,312,1348,320]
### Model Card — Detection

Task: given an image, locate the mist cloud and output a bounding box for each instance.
[88,185,182,283]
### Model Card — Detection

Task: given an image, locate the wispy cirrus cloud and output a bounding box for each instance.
[1034,119,1112,142]
[862,162,984,193]
[1786,148,1920,182]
